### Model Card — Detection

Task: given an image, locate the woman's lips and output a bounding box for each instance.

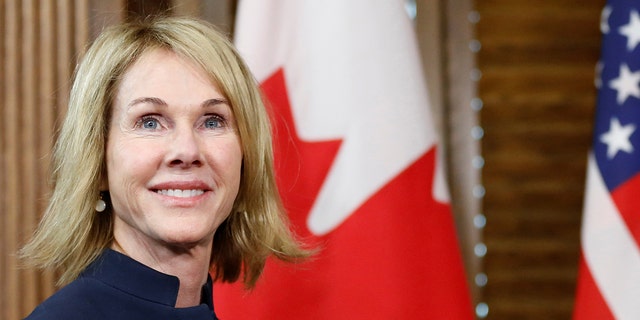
[155,189,205,197]
[149,181,212,202]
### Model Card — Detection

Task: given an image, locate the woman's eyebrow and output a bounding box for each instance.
[126,97,228,109]
[201,98,229,108]
[127,97,168,108]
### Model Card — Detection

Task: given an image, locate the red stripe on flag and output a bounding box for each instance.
[611,173,640,248]
[573,254,615,319]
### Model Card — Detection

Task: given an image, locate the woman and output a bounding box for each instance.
[21,16,309,319]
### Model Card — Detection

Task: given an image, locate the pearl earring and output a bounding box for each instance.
[96,193,107,212]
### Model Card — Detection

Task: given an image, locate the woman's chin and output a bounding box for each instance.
[157,229,214,250]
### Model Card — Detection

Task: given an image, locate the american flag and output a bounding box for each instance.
[574,1,640,319]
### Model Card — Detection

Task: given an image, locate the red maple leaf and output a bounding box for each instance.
[262,68,342,237]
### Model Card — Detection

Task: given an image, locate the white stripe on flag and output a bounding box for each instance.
[583,153,640,319]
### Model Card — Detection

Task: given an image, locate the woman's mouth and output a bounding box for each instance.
[155,189,206,198]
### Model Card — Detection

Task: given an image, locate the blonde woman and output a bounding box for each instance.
[21,16,308,320]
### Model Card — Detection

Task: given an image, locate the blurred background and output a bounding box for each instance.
[0,0,604,319]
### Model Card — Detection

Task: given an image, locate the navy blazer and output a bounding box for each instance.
[24,249,218,320]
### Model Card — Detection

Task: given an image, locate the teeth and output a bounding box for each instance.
[156,189,205,198]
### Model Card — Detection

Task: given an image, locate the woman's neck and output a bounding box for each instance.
[111,236,212,308]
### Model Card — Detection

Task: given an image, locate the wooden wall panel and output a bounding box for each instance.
[476,0,604,318]
[0,1,90,318]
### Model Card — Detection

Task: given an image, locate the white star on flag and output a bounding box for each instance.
[600,117,636,159]
[609,63,640,105]
[619,10,640,51]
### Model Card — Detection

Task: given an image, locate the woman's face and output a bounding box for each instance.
[106,48,242,250]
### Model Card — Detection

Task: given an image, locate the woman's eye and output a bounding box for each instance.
[204,116,224,129]
[138,116,160,130]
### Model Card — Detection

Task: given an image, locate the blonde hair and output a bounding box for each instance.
[20,16,309,288]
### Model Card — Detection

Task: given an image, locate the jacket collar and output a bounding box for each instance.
[82,249,215,312]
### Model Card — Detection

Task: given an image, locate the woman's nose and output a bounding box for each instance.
[166,127,203,168]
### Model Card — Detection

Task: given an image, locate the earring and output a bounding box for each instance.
[95,193,107,212]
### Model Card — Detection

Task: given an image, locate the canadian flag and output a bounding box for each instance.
[214,1,473,318]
